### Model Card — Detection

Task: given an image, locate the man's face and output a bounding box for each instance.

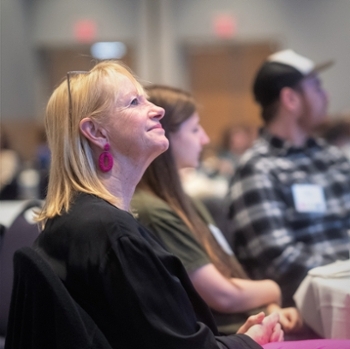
[297,74,329,131]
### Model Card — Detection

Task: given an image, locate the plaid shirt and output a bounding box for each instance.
[226,129,350,306]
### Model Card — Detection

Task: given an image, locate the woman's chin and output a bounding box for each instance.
[157,138,170,153]
[146,139,169,161]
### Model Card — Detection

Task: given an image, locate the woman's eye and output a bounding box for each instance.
[130,98,139,106]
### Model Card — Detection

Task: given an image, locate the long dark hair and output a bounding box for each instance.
[138,85,247,279]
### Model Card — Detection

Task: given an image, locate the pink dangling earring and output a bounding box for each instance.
[98,143,113,172]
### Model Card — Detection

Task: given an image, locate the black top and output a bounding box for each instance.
[33,193,262,349]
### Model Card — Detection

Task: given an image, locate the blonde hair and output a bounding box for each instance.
[36,61,143,226]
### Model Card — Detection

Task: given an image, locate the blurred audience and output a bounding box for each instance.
[35,127,51,199]
[225,49,350,307]
[0,124,50,201]
[217,124,258,178]
[180,124,258,200]
[0,126,21,200]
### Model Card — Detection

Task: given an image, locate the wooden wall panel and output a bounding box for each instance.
[40,45,134,92]
[186,41,279,147]
[1,120,42,162]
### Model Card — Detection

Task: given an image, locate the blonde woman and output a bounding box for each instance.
[33,62,282,349]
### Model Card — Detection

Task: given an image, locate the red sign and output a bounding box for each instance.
[213,14,236,38]
[74,19,97,43]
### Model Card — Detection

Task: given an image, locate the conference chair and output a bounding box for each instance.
[5,246,112,349]
[0,200,42,347]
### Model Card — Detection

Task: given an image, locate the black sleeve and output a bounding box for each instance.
[216,334,263,349]
[106,234,262,349]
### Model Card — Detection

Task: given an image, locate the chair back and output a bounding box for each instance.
[5,247,112,349]
[0,200,42,336]
[0,224,5,251]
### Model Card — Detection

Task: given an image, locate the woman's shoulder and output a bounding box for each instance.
[42,193,140,242]
[36,193,157,264]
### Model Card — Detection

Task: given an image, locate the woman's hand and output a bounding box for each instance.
[237,312,265,334]
[267,303,303,333]
[239,312,284,345]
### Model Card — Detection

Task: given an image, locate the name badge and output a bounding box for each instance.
[292,184,326,213]
[208,224,234,255]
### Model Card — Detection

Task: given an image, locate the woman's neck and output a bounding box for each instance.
[101,156,150,211]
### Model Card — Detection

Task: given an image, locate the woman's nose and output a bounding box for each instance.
[150,103,165,120]
[201,129,210,145]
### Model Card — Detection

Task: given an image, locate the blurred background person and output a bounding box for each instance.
[34,126,51,199]
[217,124,258,179]
[225,49,350,308]
[0,126,21,200]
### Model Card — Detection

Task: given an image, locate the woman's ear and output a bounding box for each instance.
[79,118,107,148]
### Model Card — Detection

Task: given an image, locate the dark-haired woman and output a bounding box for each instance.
[132,85,302,336]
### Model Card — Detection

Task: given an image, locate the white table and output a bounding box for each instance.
[0,200,33,227]
[294,260,350,339]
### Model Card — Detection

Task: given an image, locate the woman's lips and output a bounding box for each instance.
[149,124,163,131]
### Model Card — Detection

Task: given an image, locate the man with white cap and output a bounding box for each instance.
[225,49,350,307]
